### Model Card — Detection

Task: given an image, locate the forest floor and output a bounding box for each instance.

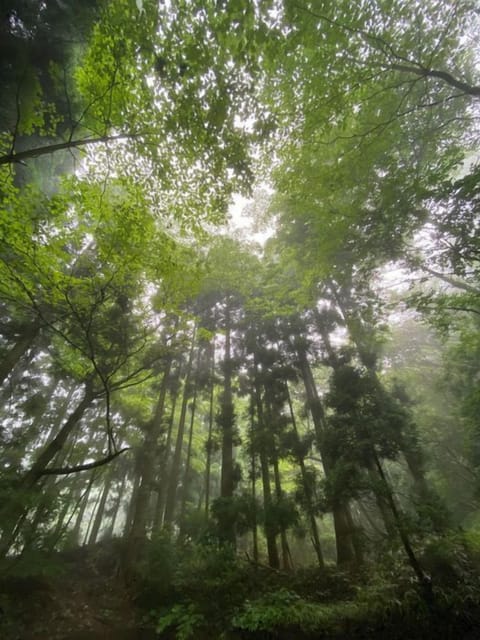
[2,539,480,640]
[0,542,156,640]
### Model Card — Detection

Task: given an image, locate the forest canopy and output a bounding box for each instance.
[1,1,480,639]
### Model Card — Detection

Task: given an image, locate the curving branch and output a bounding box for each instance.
[293,2,480,99]
[38,447,130,477]
[389,64,480,98]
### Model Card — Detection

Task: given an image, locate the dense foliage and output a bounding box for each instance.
[1,1,480,638]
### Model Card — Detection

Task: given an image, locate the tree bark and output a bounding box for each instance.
[0,132,145,166]
[296,346,357,565]
[253,363,279,569]
[0,321,41,386]
[179,372,199,535]
[249,396,259,564]
[285,383,324,567]
[153,366,182,529]
[163,327,196,527]
[105,472,127,538]
[125,353,173,566]
[23,385,94,487]
[88,469,114,545]
[272,456,293,571]
[218,303,236,545]
[71,471,97,545]
[0,386,94,556]
[204,336,216,517]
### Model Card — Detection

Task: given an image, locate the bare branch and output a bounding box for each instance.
[0,132,147,166]
[39,447,130,477]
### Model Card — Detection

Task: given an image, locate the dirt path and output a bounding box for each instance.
[0,544,155,640]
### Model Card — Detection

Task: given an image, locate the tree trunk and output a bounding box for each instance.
[249,397,259,564]
[285,383,324,567]
[204,336,216,517]
[71,471,97,545]
[179,373,199,535]
[105,473,127,538]
[297,347,357,565]
[163,328,196,527]
[153,367,182,529]
[0,321,41,386]
[218,303,236,546]
[253,367,279,569]
[88,469,114,545]
[124,470,141,536]
[273,456,293,571]
[23,385,94,487]
[125,355,173,566]
[0,386,94,556]
[371,450,433,601]
[83,487,103,545]
[326,286,444,532]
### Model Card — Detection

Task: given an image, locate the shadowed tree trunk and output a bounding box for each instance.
[153,364,182,529]
[218,301,236,546]
[88,468,114,545]
[249,396,259,563]
[125,350,174,567]
[296,345,358,566]
[204,336,216,517]
[179,367,199,535]
[272,455,293,571]
[253,362,279,569]
[0,320,41,386]
[0,385,95,556]
[23,383,95,487]
[163,326,197,528]
[285,382,324,567]
[71,471,98,545]
[105,473,127,538]
[326,287,446,532]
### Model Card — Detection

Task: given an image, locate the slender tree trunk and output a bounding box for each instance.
[83,488,102,545]
[0,131,144,166]
[125,354,173,566]
[21,431,80,552]
[0,387,94,556]
[204,336,216,517]
[71,471,97,545]
[153,368,182,529]
[326,287,445,533]
[124,470,141,536]
[297,348,357,565]
[218,303,236,546]
[88,470,114,545]
[0,321,41,386]
[285,383,324,567]
[105,473,127,538]
[163,328,196,527]
[272,456,293,571]
[253,366,279,569]
[179,374,198,535]
[371,450,433,601]
[367,464,397,537]
[23,385,94,487]
[49,489,73,549]
[249,397,259,564]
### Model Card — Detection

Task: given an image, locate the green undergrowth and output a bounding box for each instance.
[135,530,480,640]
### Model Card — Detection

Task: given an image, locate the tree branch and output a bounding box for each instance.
[389,64,480,97]
[420,264,480,295]
[0,132,146,166]
[38,448,130,477]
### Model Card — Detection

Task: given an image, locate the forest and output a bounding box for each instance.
[1,0,480,638]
